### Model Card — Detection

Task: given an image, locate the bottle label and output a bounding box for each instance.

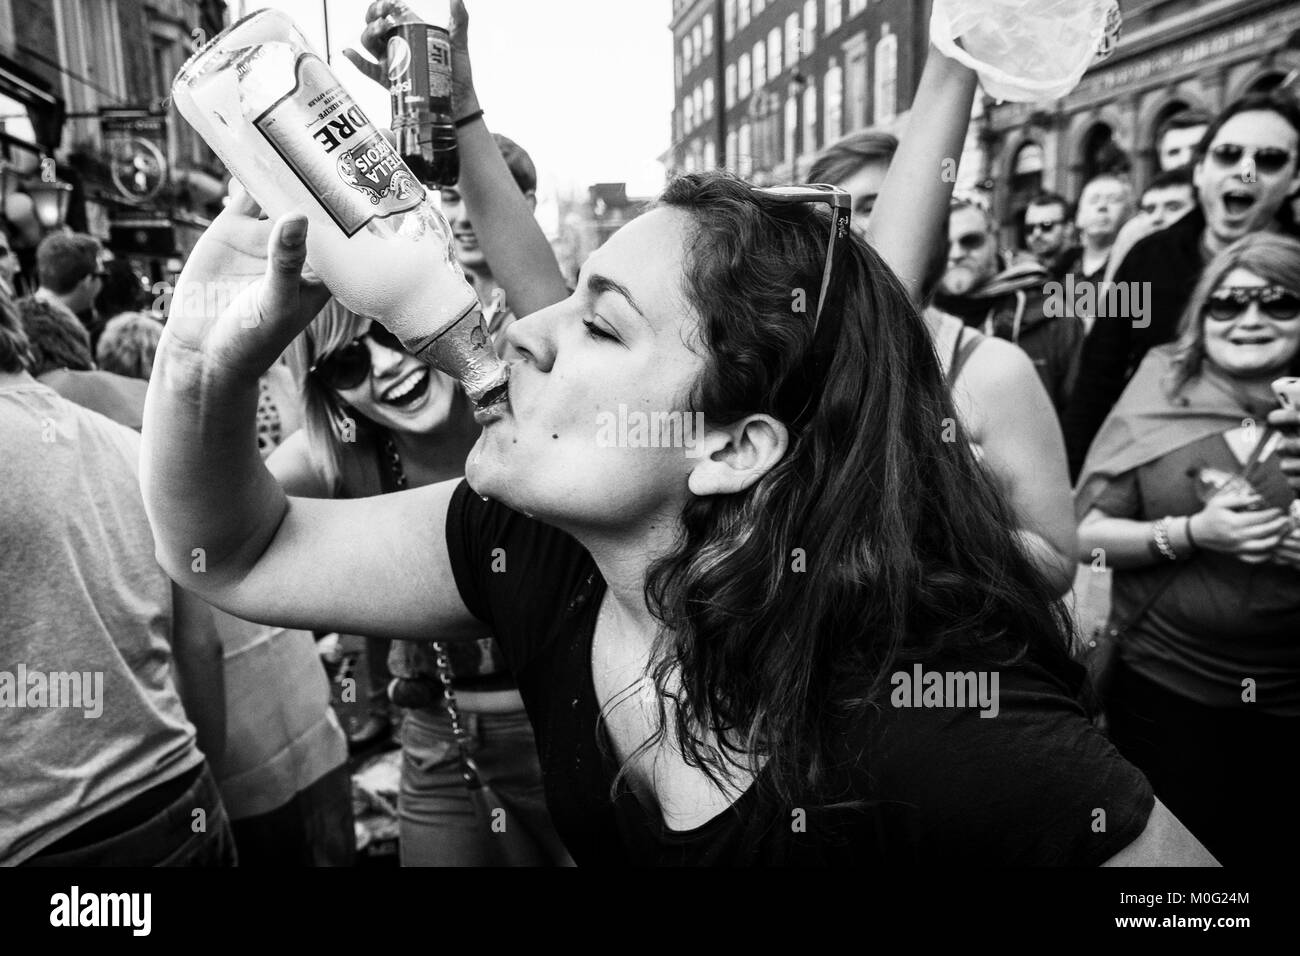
[254,52,425,237]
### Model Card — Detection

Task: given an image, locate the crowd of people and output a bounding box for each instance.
[4,0,1300,867]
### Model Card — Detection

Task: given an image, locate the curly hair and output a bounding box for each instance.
[96,311,163,381]
[625,172,1079,809]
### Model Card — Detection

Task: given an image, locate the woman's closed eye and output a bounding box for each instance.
[583,317,621,343]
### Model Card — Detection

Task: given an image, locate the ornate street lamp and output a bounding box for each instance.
[26,179,73,230]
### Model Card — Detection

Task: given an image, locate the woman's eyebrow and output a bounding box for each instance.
[586,272,647,320]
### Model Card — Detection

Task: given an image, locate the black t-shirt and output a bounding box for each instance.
[445,480,1155,865]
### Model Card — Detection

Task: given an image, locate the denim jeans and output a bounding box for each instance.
[230,763,355,866]
[22,763,237,867]
[399,706,572,866]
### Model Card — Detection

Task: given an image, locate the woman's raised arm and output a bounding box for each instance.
[865,45,977,302]
[141,191,480,641]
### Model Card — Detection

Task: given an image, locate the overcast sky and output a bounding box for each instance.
[243,0,674,207]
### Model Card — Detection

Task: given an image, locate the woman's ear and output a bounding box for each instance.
[686,414,789,497]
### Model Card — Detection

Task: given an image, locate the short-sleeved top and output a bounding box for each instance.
[0,382,203,864]
[1092,432,1300,714]
[445,480,1154,865]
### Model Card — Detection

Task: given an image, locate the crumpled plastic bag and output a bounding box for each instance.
[931,0,1122,103]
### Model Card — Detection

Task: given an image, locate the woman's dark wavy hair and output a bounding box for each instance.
[629,171,1080,809]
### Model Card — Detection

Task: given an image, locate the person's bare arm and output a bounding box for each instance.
[1101,799,1219,866]
[266,428,333,499]
[958,339,1077,596]
[141,192,480,643]
[344,0,569,319]
[865,46,977,301]
[169,583,225,761]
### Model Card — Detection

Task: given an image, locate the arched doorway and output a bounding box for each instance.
[1081,123,1131,185]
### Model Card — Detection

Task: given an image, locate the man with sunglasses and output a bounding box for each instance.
[1022,192,1074,279]
[933,196,1084,413]
[1064,90,1300,479]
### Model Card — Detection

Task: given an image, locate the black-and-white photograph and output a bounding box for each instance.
[1,0,1297,927]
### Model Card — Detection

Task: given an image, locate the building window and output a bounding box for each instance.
[849,0,867,15]
[704,139,717,169]
[738,0,750,31]
[726,129,739,170]
[785,13,800,63]
[784,93,798,169]
[703,13,714,51]
[753,40,766,93]
[825,0,842,35]
[802,81,818,155]
[56,0,127,116]
[802,1,818,54]
[739,52,752,99]
[844,34,869,133]
[684,94,694,133]
[694,86,705,127]
[683,35,693,73]
[767,27,782,81]
[824,58,843,144]
[738,121,753,178]
[725,62,737,109]
[725,0,736,41]
[692,24,704,68]
[684,139,698,173]
[703,78,714,121]
[874,25,897,125]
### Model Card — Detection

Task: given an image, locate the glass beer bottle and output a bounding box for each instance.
[171,8,507,407]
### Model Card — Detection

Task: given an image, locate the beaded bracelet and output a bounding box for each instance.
[1152,516,1179,561]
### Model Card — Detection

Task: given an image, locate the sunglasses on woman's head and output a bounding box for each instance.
[1203,285,1300,322]
[749,183,852,427]
[1207,144,1295,175]
[309,321,408,390]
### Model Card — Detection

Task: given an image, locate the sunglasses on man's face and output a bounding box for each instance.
[749,183,852,426]
[1025,220,1062,234]
[310,321,408,391]
[1208,143,1296,175]
[1203,285,1300,322]
[952,232,988,252]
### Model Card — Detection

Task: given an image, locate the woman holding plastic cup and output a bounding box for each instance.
[1077,233,1300,865]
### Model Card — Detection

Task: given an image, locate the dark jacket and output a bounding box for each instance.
[935,257,1084,413]
[1061,207,1207,479]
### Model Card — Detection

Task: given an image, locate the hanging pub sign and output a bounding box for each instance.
[99,108,169,205]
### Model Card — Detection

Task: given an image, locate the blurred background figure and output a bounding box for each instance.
[0,224,22,300]
[96,311,163,382]
[1,292,233,867]
[1157,110,1212,172]
[1138,166,1197,231]
[1020,191,1075,279]
[95,259,150,326]
[16,296,147,430]
[807,130,899,234]
[31,232,108,351]
[1064,173,1135,282]
[933,194,1084,413]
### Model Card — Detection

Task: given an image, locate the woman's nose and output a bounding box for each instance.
[503,302,562,373]
[367,339,406,377]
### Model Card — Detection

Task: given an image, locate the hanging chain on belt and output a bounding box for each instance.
[383,435,482,789]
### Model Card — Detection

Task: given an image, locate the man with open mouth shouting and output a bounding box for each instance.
[1064,90,1300,479]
